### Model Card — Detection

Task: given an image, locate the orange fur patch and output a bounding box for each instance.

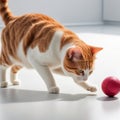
[11,65,22,73]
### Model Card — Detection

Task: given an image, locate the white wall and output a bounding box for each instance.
[103,0,120,21]
[0,0,102,26]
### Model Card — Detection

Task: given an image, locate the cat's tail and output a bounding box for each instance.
[0,0,15,25]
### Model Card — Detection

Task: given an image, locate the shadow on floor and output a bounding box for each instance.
[97,96,120,111]
[0,88,96,104]
[97,96,118,101]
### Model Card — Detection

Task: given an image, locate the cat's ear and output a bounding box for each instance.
[89,45,103,55]
[67,48,82,62]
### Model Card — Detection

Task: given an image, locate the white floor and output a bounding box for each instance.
[0,25,120,120]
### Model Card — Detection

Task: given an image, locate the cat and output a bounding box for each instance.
[0,0,102,94]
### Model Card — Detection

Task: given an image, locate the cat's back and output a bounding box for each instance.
[2,13,62,39]
[1,13,64,66]
[1,13,64,54]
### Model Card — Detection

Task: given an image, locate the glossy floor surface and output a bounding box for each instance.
[0,25,120,120]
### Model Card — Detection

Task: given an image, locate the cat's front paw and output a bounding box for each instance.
[0,81,8,88]
[49,86,59,94]
[87,86,97,92]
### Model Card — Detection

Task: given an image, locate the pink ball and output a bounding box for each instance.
[102,76,120,97]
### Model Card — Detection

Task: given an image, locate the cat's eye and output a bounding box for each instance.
[78,70,84,76]
[89,70,93,75]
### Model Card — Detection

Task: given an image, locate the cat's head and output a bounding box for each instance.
[63,45,102,82]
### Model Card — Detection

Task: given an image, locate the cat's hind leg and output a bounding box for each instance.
[0,66,8,88]
[10,65,22,85]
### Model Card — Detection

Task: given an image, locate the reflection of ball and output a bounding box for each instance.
[102,76,120,97]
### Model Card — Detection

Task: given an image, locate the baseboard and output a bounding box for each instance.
[0,21,103,29]
[64,22,103,27]
[104,20,120,26]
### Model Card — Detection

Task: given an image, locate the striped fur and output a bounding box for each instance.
[0,0,102,93]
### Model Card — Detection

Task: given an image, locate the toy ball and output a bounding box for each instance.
[102,76,120,97]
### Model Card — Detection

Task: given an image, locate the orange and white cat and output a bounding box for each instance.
[0,0,102,93]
